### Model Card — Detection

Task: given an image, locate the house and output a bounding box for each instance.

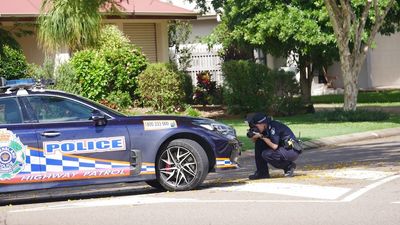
[0,0,197,65]
[167,0,219,43]
[167,0,224,85]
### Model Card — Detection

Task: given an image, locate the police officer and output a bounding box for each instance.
[247,113,300,179]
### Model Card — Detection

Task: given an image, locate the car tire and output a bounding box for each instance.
[155,139,209,191]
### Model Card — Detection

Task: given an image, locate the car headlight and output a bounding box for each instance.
[193,119,237,140]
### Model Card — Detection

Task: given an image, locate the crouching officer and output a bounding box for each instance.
[246,112,302,179]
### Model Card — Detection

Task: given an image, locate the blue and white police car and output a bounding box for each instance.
[0,78,240,193]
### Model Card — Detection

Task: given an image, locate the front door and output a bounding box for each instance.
[25,95,132,185]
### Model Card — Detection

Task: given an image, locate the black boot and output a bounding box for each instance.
[284,162,296,177]
[249,171,270,180]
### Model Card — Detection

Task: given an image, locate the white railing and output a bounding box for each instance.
[170,43,224,85]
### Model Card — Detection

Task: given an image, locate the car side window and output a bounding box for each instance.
[27,96,93,123]
[0,98,23,124]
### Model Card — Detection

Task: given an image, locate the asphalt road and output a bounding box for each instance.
[1,135,399,225]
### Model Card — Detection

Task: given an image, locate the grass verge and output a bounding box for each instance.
[220,114,400,151]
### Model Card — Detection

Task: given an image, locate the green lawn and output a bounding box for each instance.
[312,90,400,104]
[220,114,400,150]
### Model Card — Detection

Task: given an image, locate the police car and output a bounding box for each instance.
[0,78,240,193]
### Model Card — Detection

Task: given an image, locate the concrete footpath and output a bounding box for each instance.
[301,127,400,149]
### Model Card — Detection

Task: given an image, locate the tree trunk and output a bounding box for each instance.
[323,0,395,112]
[299,55,315,113]
[341,59,359,111]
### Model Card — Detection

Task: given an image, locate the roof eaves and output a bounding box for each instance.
[134,12,198,16]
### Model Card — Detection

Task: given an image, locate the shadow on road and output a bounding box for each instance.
[299,140,400,170]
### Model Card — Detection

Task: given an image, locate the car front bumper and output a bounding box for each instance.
[215,139,241,170]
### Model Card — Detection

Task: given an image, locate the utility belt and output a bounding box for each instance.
[281,138,303,154]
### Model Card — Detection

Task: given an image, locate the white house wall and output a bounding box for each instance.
[327,33,400,90]
[358,55,370,89]
[188,19,219,43]
[368,33,400,89]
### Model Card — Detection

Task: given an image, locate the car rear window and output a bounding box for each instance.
[0,98,22,124]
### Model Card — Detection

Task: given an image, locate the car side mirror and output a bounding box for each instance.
[91,110,107,126]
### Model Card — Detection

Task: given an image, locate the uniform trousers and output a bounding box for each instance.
[254,138,299,174]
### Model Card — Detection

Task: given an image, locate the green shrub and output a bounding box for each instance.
[137,63,186,112]
[70,50,109,99]
[103,90,132,110]
[181,70,193,104]
[0,28,20,51]
[184,105,201,117]
[0,45,28,80]
[314,109,390,122]
[54,62,82,94]
[105,47,148,98]
[167,63,193,104]
[65,25,147,105]
[97,25,132,50]
[0,28,28,79]
[28,57,55,81]
[193,71,223,105]
[222,60,300,115]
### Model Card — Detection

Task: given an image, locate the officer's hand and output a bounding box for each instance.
[251,133,263,142]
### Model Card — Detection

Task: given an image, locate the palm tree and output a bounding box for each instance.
[38,0,122,53]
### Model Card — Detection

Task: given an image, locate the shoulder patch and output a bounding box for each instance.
[270,127,276,136]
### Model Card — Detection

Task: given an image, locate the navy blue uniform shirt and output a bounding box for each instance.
[262,120,296,146]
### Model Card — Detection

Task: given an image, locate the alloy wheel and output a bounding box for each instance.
[158,146,198,188]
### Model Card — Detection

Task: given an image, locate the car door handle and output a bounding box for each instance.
[41,131,61,137]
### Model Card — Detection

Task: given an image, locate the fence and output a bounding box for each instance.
[169,43,224,86]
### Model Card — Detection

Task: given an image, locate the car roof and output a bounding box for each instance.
[0,89,127,118]
[0,89,81,99]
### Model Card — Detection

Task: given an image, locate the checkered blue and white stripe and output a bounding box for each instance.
[216,159,233,166]
[141,164,155,173]
[20,148,129,174]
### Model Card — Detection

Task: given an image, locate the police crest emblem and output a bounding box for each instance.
[0,129,26,180]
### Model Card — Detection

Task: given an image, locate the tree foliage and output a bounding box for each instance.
[168,20,193,71]
[222,0,336,55]
[0,28,21,52]
[187,0,225,13]
[210,0,339,110]
[0,28,28,79]
[197,0,400,111]
[38,0,123,53]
